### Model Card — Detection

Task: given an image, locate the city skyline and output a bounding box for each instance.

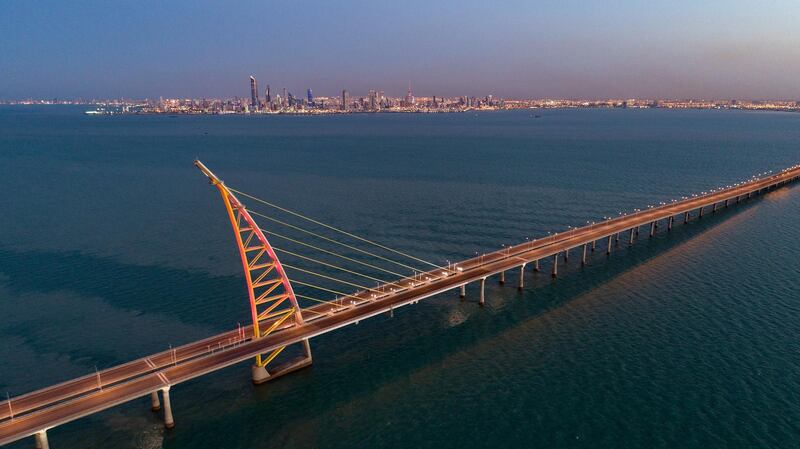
[2,0,800,100]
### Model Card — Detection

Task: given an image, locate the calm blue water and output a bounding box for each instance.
[1,106,799,448]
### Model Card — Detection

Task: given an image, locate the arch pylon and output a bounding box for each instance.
[195,160,312,383]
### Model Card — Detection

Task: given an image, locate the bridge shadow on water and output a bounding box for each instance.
[0,247,248,375]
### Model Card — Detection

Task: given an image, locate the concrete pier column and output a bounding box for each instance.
[606,235,612,254]
[150,391,161,411]
[581,244,588,265]
[302,338,313,360]
[518,264,526,290]
[459,284,466,299]
[736,196,740,204]
[499,271,505,284]
[724,199,729,207]
[649,221,656,237]
[564,248,569,262]
[35,431,49,449]
[534,259,540,272]
[591,240,596,252]
[629,228,635,244]
[668,216,674,230]
[162,387,175,429]
[713,203,718,212]
[615,232,620,242]
[479,278,486,306]
[252,364,270,384]
[635,226,640,236]
[698,207,704,217]
[684,211,689,223]
[551,253,558,277]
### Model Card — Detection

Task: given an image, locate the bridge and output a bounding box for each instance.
[2,161,799,448]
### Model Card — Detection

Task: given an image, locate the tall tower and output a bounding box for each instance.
[368,89,378,111]
[405,81,414,107]
[341,89,348,111]
[249,76,259,111]
[265,84,271,108]
[307,89,313,106]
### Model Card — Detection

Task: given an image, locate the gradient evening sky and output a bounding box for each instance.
[2,0,799,100]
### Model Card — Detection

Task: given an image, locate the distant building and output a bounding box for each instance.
[249,76,259,111]
[341,89,348,111]
[265,84,271,108]
[368,89,378,110]
[405,82,414,107]
[307,89,313,106]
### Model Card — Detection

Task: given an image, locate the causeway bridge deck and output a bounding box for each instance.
[2,164,799,447]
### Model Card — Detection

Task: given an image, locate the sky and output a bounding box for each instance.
[2,0,799,100]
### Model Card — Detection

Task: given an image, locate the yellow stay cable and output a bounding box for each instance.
[249,209,422,273]
[283,264,383,294]
[274,246,404,286]
[232,187,444,269]
[290,279,350,297]
[265,229,406,278]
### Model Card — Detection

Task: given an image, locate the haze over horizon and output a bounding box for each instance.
[2,0,799,100]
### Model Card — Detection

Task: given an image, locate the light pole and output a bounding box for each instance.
[6,392,12,420]
[95,365,102,391]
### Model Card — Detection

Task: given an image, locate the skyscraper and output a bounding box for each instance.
[249,76,259,111]
[307,89,313,106]
[265,84,271,108]
[405,81,414,107]
[368,89,378,111]
[341,89,348,111]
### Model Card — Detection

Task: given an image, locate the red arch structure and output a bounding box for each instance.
[195,160,311,383]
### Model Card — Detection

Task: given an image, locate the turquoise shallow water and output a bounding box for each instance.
[1,106,799,448]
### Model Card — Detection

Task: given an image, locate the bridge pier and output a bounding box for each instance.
[615,232,620,243]
[479,278,486,306]
[581,244,588,265]
[684,211,689,223]
[161,387,174,429]
[724,199,729,207]
[713,203,718,213]
[551,253,558,277]
[249,340,315,382]
[252,363,270,384]
[34,431,49,449]
[534,259,540,272]
[459,284,466,299]
[150,391,161,411]
[649,221,656,237]
[629,228,635,244]
[518,264,525,290]
[591,240,596,252]
[698,207,704,217]
[606,236,612,254]
[499,271,505,284]
[564,248,569,262]
[668,216,674,230]
[736,196,740,203]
